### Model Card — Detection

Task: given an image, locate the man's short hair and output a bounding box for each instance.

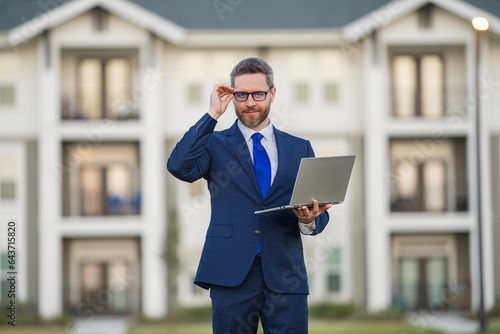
[230,57,274,89]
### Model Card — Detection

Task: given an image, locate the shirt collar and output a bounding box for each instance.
[238,119,274,143]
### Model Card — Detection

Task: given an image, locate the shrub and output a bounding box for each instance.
[489,305,500,318]
[168,306,212,322]
[309,303,357,319]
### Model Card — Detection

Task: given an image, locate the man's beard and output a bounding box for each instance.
[235,105,271,129]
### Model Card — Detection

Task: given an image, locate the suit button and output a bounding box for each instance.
[254,230,261,235]
[260,206,265,210]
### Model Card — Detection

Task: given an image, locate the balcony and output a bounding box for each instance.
[390,50,467,119]
[389,138,468,213]
[62,142,141,217]
[61,50,140,121]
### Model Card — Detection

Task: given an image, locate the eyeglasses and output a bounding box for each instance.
[233,88,273,102]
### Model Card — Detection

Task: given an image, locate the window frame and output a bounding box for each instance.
[0,51,18,109]
[390,53,446,118]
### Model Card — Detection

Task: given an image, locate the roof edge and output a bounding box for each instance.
[184,28,343,48]
[435,0,500,35]
[342,0,500,42]
[6,0,187,47]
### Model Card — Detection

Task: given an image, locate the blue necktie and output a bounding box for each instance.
[252,133,271,199]
[252,133,271,255]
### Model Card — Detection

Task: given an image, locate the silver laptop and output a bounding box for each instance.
[254,155,356,214]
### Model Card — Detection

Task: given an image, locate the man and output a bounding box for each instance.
[167,57,331,333]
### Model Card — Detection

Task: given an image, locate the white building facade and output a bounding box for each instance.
[0,0,498,319]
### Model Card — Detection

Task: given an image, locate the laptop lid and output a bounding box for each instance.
[254,155,355,214]
[290,155,355,206]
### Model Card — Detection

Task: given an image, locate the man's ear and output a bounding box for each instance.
[270,87,276,103]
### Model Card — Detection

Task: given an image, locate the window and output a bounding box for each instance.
[61,53,138,120]
[66,239,140,314]
[1,252,15,300]
[392,55,444,118]
[318,50,343,104]
[79,58,132,119]
[188,84,202,104]
[92,7,109,32]
[62,142,141,216]
[390,139,468,212]
[81,260,129,313]
[289,51,313,104]
[418,4,434,29]
[326,248,341,292]
[0,86,15,105]
[399,257,447,310]
[0,52,17,108]
[295,83,309,103]
[0,153,17,201]
[392,159,446,212]
[324,82,339,102]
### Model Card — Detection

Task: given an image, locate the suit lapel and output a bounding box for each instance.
[225,120,262,197]
[266,126,291,200]
[225,121,292,201]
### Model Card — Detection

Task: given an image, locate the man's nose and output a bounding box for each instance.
[246,94,256,106]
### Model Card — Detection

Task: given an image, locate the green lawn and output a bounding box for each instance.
[1,318,499,334]
[127,318,500,334]
[0,325,69,334]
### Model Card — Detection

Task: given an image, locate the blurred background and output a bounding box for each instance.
[0,0,499,328]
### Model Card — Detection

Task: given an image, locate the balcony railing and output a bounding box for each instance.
[61,94,139,120]
[390,85,467,118]
[78,191,141,216]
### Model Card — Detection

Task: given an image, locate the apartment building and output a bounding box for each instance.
[0,0,499,319]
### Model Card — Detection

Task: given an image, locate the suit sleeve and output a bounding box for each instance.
[167,113,217,183]
[305,139,330,235]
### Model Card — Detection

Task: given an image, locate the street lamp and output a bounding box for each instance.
[472,15,488,332]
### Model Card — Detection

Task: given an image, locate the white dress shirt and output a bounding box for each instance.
[238,119,316,235]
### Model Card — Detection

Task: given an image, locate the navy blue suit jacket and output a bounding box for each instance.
[167,113,329,294]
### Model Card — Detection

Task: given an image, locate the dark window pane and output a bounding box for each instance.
[295,83,309,102]
[325,82,338,102]
[0,181,16,200]
[0,85,15,106]
[188,84,202,103]
[327,274,341,292]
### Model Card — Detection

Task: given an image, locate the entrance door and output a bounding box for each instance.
[80,260,129,314]
[400,257,447,310]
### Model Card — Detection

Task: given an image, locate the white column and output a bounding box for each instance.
[17,143,27,302]
[365,125,391,311]
[0,143,27,301]
[477,34,495,311]
[37,33,63,319]
[467,30,495,313]
[363,35,392,311]
[140,37,167,318]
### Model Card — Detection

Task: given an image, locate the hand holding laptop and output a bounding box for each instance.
[293,199,332,224]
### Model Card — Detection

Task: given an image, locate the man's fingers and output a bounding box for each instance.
[223,93,234,102]
[216,85,234,98]
[294,199,331,221]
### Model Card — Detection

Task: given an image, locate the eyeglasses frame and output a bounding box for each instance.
[233,87,274,102]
